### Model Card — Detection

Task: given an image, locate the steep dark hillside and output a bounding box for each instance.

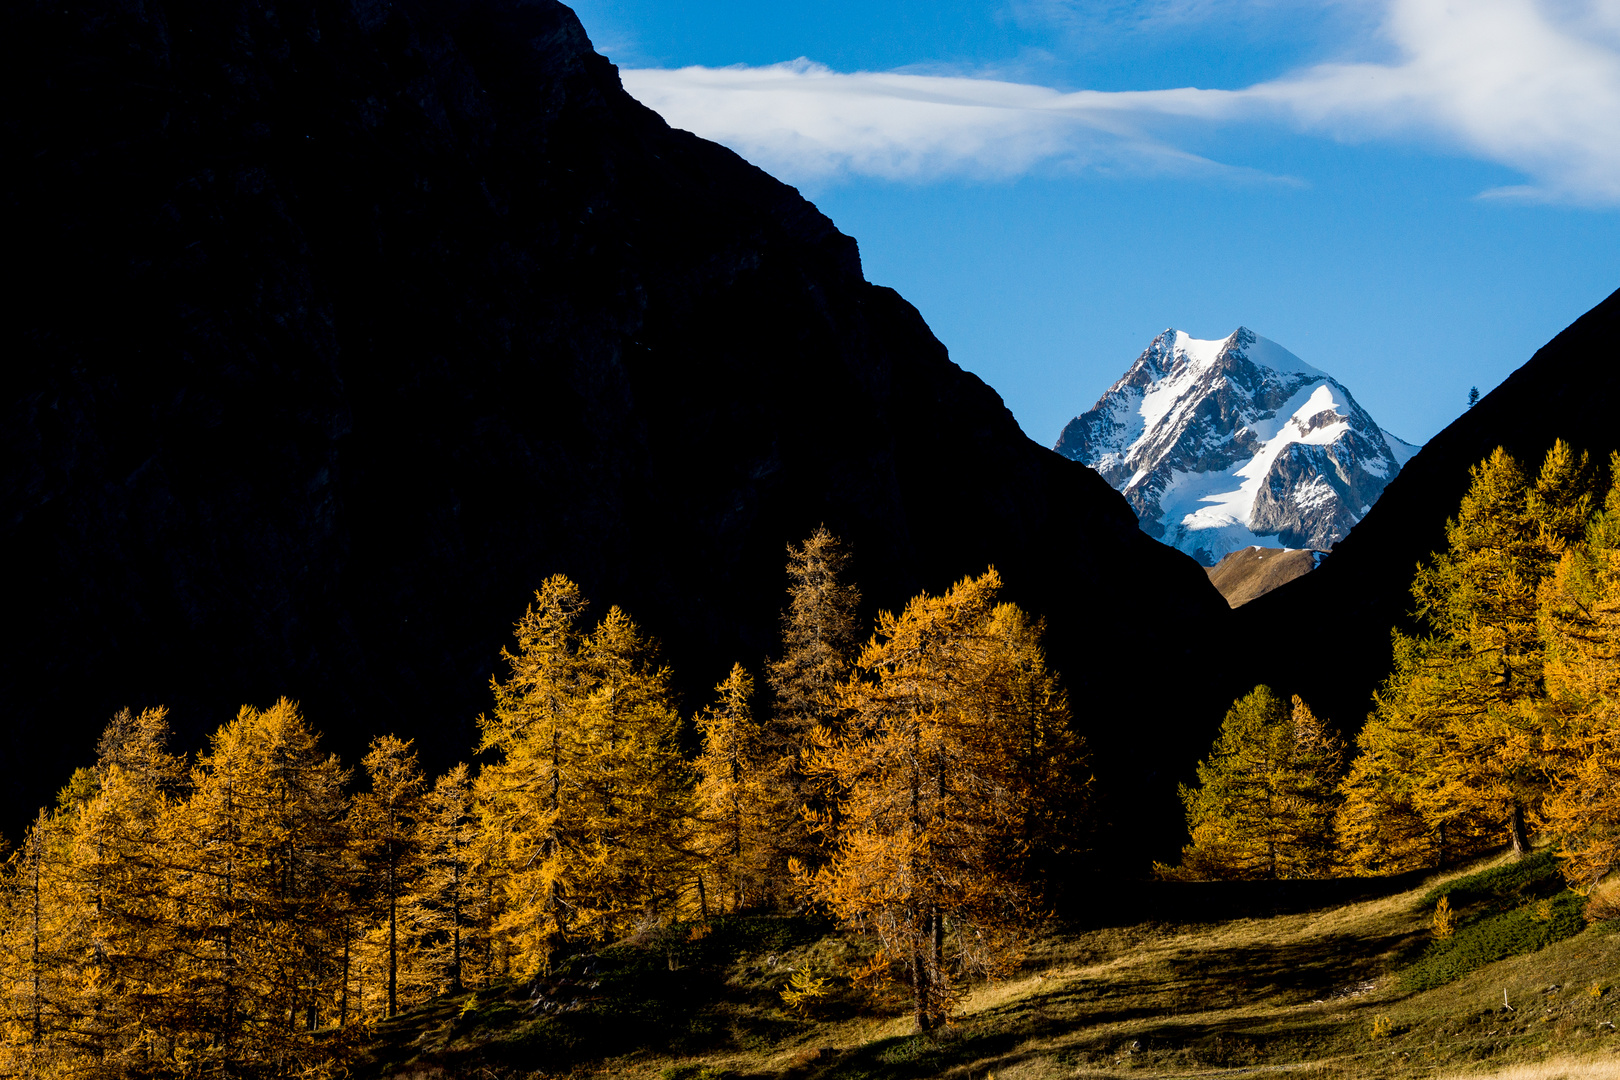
[1233,287,1620,730]
[0,0,1228,855]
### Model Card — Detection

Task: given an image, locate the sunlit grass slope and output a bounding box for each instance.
[356,850,1620,1079]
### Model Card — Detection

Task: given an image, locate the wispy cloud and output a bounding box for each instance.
[620,0,1620,203]
[620,60,1263,183]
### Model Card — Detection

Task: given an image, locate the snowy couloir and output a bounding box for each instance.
[1054,327,1420,567]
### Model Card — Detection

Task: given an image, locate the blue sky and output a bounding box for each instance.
[575,0,1620,447]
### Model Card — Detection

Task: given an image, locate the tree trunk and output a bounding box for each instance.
[451,845,463,994]
[1509,801,1531,858]
[30,838,41,1047]
[931,908,943,983]
[388,858,399,1018]
[340,927,351,1026]
[911,943,933,1033]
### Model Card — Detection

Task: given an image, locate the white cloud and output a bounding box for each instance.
[620,60,1258,183]
[620,0,1620,203]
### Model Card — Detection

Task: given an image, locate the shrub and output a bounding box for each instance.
[1584,882,1620,925]
[1433,896,1456,940]
[1420,851,1559,909]
[780,969,831,1014]
[1401,889,1586,991]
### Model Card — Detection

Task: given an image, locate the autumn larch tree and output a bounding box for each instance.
[65,708,188,1077]
[800,568,1087,1033]
[692,664,794,914]
[1535,452,1620,889]
[1165,687,1344,880]
[767,526,862,870]
[478,576,693,975]
[411,762,482,994]
[165,699,352,1077]
[1337,443,1595,873]
[0,809,75,1080]
[352,735,427,1019]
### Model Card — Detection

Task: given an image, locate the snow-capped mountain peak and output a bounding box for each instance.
[1054,327,1420,566]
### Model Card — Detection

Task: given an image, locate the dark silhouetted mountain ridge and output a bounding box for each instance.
[1232,287,1620,730]
[0,0,1230,857]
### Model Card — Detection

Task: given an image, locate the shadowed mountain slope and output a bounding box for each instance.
[0,0,1229,855]
[1232,286,1620,730]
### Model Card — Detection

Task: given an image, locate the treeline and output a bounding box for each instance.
[0,530,1090,1077]
[1168,441,1620,890]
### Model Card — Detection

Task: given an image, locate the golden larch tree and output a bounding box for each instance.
[1337,443,1594,872]
[800,569,1086,1032]
[352,735,427,1019]
[62,708,188,1077]
[1537,453,1620,889]
[1166,687,1344,880]
[0,809,77,1080]
[479,576,693,975]
[767,526,862,868]
[693,664,794,914]
[410,762,483,994]
[164,699,352,1076]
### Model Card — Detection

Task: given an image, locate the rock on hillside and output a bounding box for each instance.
[1056,328,1419,566]
[0,0,1229,855]
[1231,287,1620,729]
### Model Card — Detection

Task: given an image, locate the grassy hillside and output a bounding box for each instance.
[355,850,1620,1079]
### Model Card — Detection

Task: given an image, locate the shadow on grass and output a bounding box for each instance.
[1161,930,1415,1004]
[356,912,860,1078]
[792,987,1381,1079]
[1053,865,1447,928]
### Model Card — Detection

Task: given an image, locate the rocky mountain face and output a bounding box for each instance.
[1231,287,1620,730]
[1055,329,1419,566]
[0,0,1230,858]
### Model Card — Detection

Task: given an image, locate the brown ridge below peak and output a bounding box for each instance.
[1206,547,1322,608]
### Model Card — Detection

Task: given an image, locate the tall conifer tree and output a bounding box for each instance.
[1338,443,1595,872]
[412,763,482,994]
[693,665,793,914]
[165,699,352,1076]
[1167,688,1344,880]
[480,577,693,975]
[64,708,187,1076]
[1536,454,1620,888]
[353,736,427,1019]
[0,810,74,1080]
[767,527,861,866]
[801,569,1086,1032]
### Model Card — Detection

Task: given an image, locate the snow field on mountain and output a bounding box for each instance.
[1160,380,1353,561]
[1055,327,1419,564]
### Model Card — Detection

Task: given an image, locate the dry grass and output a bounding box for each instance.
[794,853,1618,1080]
[363,853,1620,1079]
[1439,1058,1620,1080]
